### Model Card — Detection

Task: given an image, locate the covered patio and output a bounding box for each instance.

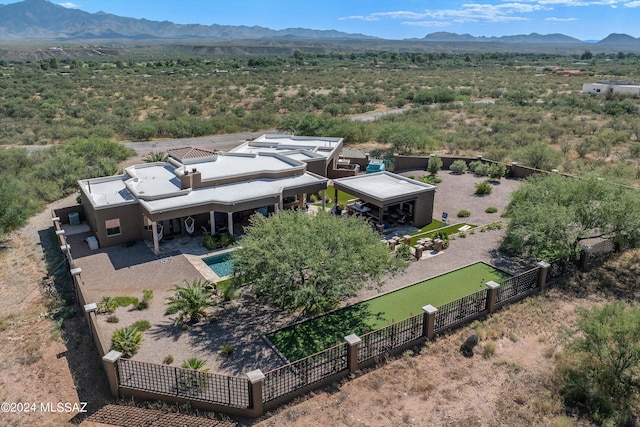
[333,172,436,229]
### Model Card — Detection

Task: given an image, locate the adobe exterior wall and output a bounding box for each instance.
[413,191,435,228]
[88,203,143,248]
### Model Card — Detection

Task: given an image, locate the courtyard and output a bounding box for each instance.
[68,170,527,376]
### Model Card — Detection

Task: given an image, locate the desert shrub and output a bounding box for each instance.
[97,296,116,314]
[468,160,482,173]
[558,302,640,425]
[475,180,493,195]
[131,320,151,332]
[106,315,119,323]
[483,341,496,359]
[449,159,468,174]
[163,355,174,365]
[485,207,498,214]
[488,163,506,180]
[202,234,217,250]
[220,344,235,356]
[136,289,153,310]
[111,326,142,357]
[457,210,471,218]
[111,296,139,308]
[202,233,237,250]
[474,163,490,177]
[395,243,413,261]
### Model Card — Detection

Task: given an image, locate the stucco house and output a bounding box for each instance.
[78,134,436,254]
[79,135,342,254]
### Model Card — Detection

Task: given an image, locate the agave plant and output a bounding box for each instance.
[111,326,142,357]
[165,279,215,325]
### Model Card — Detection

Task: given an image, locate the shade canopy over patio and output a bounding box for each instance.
[333,172,436,228]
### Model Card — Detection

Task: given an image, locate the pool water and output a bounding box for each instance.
[203,252,234,277]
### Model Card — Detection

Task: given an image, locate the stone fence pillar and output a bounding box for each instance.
[485,281,500,314]
[422,305,437,340]
[536,261,551,291]
[344,334,361,374]
[246,369,265,418]
[579,245,592,272]
[102,350,122,398]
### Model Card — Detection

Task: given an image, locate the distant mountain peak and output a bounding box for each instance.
[422,32,583,44]
[0,0,379,41]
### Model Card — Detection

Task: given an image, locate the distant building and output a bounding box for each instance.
[582,81,640,97]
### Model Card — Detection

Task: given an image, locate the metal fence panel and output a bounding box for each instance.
[117,359,250,408]
[263,342,347,403]
[547,258,578,282]
[357,314,423,364]
[496,267,539,307]
[434,289,487,333]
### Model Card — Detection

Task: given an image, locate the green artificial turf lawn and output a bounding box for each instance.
[266,262,511,362]
[408,222,475,246]
[312,185,355,208]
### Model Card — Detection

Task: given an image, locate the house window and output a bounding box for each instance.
[105,218,121,237]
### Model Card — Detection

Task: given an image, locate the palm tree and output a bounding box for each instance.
[181,357,209,372]
[165,279,215,325]
[111,326,142,357]
[143,151,168,163]
[178,357,209,391]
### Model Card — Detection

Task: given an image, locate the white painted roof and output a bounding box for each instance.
[79,176,136,208]
[140,173,327,214]
[180,152,305,181]
[334,172,435,202]
[231,134,341,159]
[125,163,183,199]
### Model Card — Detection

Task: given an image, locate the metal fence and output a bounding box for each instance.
[117,359,250,408]
[547,258,578,282]
[496,267,539,307]
[109,242,620,417]
[357,313,423,364]
[434,289,487,334]
[262,342,347,403]
[590,240,616,264]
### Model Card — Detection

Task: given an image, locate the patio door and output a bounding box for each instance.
[161,219,182,236]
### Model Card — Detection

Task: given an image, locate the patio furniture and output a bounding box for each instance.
[184,217,195,235]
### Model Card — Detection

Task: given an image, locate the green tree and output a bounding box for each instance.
[427,155,443,175]
[232,210,407,315]
[515,141,561,171]
[558,302,640,425]
[501,174,640,260]
[165,279,215,324]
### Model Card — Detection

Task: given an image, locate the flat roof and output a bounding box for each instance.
[140,173,327,214]
[79,176,136,208]
[334,172,435,204]
[125,163,183,199]
[182,152,305,181]
[231,134,342,160]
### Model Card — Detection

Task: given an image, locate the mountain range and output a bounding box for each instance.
[0,0,638,48]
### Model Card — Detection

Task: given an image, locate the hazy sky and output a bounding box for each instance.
[2,0,637,41]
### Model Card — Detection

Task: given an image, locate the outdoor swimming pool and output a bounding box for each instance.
[203,252,234,278]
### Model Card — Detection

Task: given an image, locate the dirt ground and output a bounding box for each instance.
[0,165,599,426]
